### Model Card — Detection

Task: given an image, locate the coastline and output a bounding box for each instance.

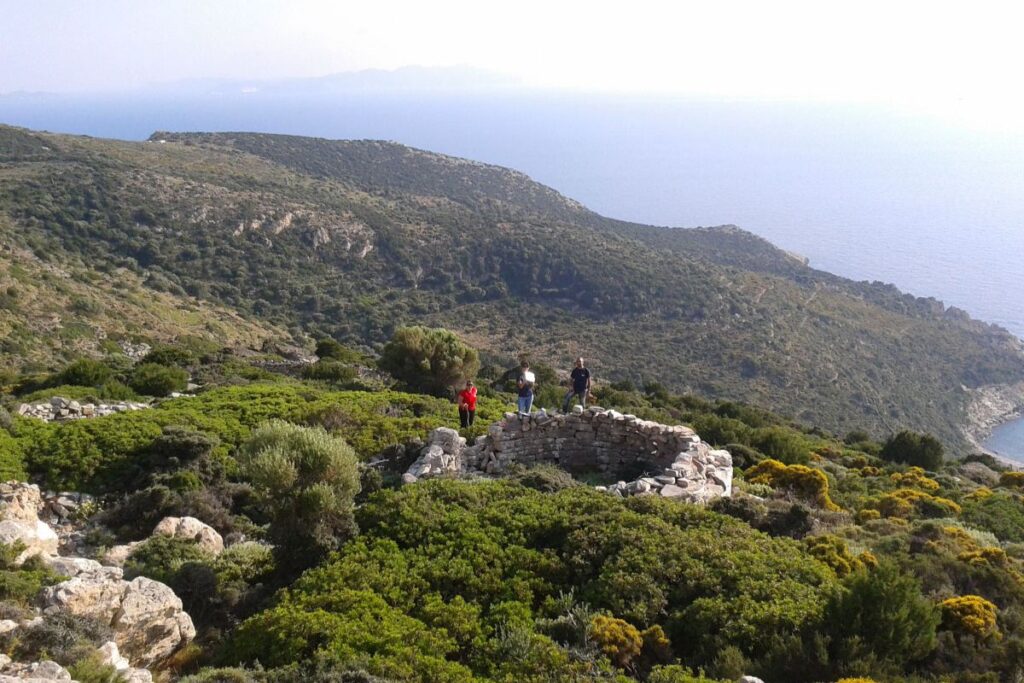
[962,381,1024,468]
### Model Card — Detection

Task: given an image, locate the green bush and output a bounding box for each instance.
[124,535,214,585]
[53,359,113,388]
[378,326,479,397]
[301,361,357,385]
[823,563,939,674]
[238,421,360,573]
[130,362,189,396]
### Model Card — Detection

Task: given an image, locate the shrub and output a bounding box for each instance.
[879,431,944,470]
[867,488,961,519]
[824,563,939,671]
[890,466,940,492]
[315,339,362,363]
[54,359,113,388]
[962,493,1024,542]
[238,421,360,572]
[998,471,1024,488]
[0,547,62,605]
[589,614,642,668]
[124,535,214,585]
[130,362,188,396]
[67,653,123,683]
[803,535,871,577]
[752,426,809,464]
[377,326,479,396]
[143,345,196,368]
[746,459,839,510]
[11,612,113,665]
[940,595,999,641]
[301,360,357,385]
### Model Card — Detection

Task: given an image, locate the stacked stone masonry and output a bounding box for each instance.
[405,407,733,504]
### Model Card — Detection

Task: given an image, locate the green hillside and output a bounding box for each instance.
[1,124,1021,446]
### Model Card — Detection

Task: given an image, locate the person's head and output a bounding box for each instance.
[466,380,474,389]
[521,360,530,369]
[575,357,584,367]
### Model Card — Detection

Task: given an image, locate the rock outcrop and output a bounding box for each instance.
[0,484,59,563]
[404,408,733,504]
[0,482,196,671]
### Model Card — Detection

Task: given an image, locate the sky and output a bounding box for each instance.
[4,0,1024,130]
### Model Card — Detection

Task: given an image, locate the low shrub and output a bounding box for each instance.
[746,459,839,510]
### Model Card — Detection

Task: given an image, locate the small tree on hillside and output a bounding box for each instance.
[238,421,360,574]
[378,326,479,396]
[879,430,944,471]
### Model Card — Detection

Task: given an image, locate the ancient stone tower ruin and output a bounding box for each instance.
[404,407,733,503]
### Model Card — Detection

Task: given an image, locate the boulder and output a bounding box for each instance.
[0,521,58,564]
[0,483,45,523]
[152,516,224,555]
[40,574,195,668]
[115,577,196,666]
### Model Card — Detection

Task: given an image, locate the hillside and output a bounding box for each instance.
[1,124,1022,446]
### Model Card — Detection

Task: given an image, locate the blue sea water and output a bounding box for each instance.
[2,88,1024,456]
[986,418,1024,462]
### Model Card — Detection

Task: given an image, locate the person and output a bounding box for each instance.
[516,361,536,414]
[458,380,477,428]
[563,357,591,412]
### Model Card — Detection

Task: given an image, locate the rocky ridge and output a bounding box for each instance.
[404,407,733,504]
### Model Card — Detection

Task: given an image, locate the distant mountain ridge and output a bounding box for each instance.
[1,123,1021,446]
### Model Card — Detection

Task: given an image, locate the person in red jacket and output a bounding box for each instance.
[458,380,477,428]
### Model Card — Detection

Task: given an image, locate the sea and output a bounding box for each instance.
[2,88,1023,456]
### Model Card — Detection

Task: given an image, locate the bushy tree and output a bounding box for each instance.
[238,421,360,573]
[130,362,188,396]
[378,326,479,396]
[879,431,944,470]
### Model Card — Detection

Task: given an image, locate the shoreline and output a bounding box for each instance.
[962,381,1024,469]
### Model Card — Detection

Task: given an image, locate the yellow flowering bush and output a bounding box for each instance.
[890,466,940,492]
[940,595,1000,641]
[590,614,642,668]
[746,459,839,510]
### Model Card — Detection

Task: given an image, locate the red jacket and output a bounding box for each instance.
[458,387,477,410]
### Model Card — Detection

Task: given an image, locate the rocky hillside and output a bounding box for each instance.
[1,124,1022,446]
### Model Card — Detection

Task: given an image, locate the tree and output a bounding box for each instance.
[378,326,479,396]
[238,421,360,573]
[879,431,944,470]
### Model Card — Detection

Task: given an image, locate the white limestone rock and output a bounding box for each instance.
[152,516,224,555]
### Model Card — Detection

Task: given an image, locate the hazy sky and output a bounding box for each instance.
[3,0,1024,128]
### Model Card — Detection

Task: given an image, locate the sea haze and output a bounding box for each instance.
[3,85,1022,340]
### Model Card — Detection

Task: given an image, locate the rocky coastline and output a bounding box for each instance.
[962,381,1024,466]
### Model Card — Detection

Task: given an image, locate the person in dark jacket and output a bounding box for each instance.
[562,357,591,412]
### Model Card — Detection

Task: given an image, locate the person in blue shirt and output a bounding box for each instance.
[562,357,591,412]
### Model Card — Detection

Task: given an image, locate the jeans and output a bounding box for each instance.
[459,407,475,428]
[517,394,534,414]
[563,389,588,412]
